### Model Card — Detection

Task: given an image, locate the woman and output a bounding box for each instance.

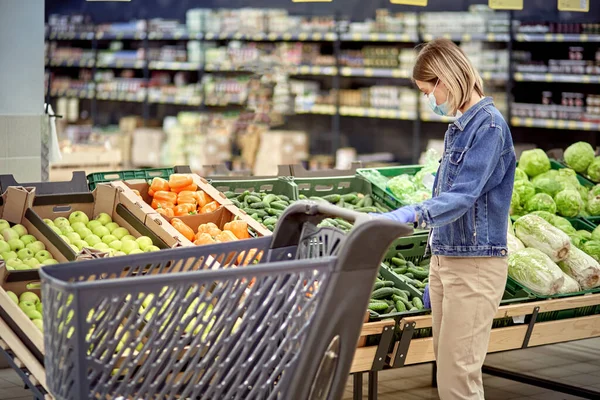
[382,38,516,399]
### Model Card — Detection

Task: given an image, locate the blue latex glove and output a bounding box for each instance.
[378,207,416,224]
[423,284,431,309]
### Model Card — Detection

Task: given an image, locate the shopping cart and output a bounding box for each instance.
[40,201,412,400]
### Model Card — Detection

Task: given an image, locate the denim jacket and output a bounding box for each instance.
[409,97,516,257]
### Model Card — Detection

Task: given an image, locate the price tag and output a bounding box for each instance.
[489,0,523,10]
[341,67,352,76]
[423,34,433,41]
[298,32,308,41]
[282,33,292,41]
[557,120,566,129]
[386,33,395,41]
[512,315,525,324]
[524,118,533,127]
[463,34,472,41]
[325,33,336,41]
[312,33,323,40]
[369,33,380,41]
[392,70,403,78]
[545,73,554,82]
[514,72,523,81]
[545,119,554,128]
[174,32,183,40]
[364,68,374,77]
[390,0,427,5]
[558,0,589,12]
[352,33,362,41]
[568,120,578,130]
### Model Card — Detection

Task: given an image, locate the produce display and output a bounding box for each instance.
[148,174,220,218]
[0,220,59,270]
[382,252,429,293]
[368,276,425,320]
[44,212,160,256]
[563,141,600,184]
[7,290,43,332]
[170,219,251,245]
[508,214,600,295]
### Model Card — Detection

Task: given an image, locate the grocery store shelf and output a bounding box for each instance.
[420,113,457,123]
[96,60,146,69]
[340,67,411,79]
[515,33,600,42]
[147,32,202,40]
[296,105,416,120]
[96,91,145,102]
[511,117,600,131]
[340,32,417,42]
[422,33,510,42]
[148,94,202,106]
[47,31,95,40]
[148,61,201,71]
[481,71,509,81]
[49,89,95,99]
[293,65,338,76]
[514,72,600,84]
[48,59,95,68]
[204,63,255,72]
[96,31,146,40]
[295,105,335,115]
[203,32,337,42]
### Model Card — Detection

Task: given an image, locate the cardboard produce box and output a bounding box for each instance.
[32,183,178,256]
[0,186,74,276]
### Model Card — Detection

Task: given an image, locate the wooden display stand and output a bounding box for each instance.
[349,294,600,400]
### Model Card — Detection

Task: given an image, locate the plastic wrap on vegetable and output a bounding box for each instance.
[558,246,600,289]
[508,248,565,295]
[507,234,525,254]
[514,214,571,262]
[558,272,581,294]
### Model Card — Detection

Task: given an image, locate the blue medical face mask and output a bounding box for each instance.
[427,80,451,116]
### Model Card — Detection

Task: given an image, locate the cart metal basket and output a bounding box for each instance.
[40,201,412,400]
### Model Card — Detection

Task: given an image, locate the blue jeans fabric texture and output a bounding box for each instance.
[406,97,516,258]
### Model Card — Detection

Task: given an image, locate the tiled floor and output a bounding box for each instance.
[0,338,599,399]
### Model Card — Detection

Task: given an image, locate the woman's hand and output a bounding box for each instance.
[376,207,416,224]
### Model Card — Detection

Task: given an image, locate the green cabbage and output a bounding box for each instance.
[590,185,600,197]
[587,195,600,216]
[533,178,563,197]
[527,211,576,234]
[583,241,600,262]
[554,189,582,218]
[532,170,559,184]
[558,272,581,294]
[525,193,557,214]
[578,230,593,242]
[519,149,551,178]
[570,234,583,248]
[510,191,522,216]
[508,248,564,295]
[591,225,600,242]
[555,168,580,191]
[587,157,600,183]
[564,141,595,173]
[558,246,600,289]
[507,233,525,254]
[513,180,536,206]
[515,168,529,182]
[514,214,571,262]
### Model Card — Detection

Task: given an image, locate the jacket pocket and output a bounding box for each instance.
[446,148,467,185]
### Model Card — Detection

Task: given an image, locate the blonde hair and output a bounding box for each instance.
[413,38,484,114]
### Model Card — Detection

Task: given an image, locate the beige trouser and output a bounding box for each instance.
[429,255,508,400]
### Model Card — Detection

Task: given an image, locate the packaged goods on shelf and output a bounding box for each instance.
[420,7,509,36]
[253,130,308,176]
[516,21,600,35]
[47,13,94,34]
[96,20,146,36]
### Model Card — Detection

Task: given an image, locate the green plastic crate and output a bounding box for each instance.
[357,165,424,210]
[87,167,189,190]
[554,159,598,188]
[209,177,298,200]
[384,234,429,265]
[369,267,428,321]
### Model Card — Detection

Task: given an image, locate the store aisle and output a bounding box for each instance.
[0,338,598,399]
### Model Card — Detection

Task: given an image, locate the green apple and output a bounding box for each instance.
[144,245,160,252]
[60,225,75,235]
[128,249,143,255]
[6,291,19,305]
[43,218,54,227]
[15,263,33,270]
[95,213,112,226]
[114,251,127,257]
[25,309,42,320]
[0,240,10,253]
[12,224,28,237]
[17,248,34,261]
[69,244,80,253]
[20,235,36,246]
[35,250,52,263]
[36,302,43,313]
[71,222,86,232]
[54,217,70,229]
[84,234,102,246]
[2,228,19,242]
[8,239,24,251]
[75,227,93,239]
[19,300,36,313]
[87,220,102,230]
[92,226,110,239]
[2,251,17,261]
[105,222,119,233]
[50,226,62,235]
[24,258,41,269]
[121,235,136,242]
[0,219,10,232]
[59,235,71,245]
[101,234,118,245]
[112,227,130,240]
[66,232,81,243]
[69,211,89,225]
[93,242,110,251]
[108,240,122,251]
[135,236,153,251]
[26,241,45,253]
[42,259,58,265]
[5,259,22,270]
[121,240,140,254]
[32,319,43,332]
[73,240,88,251]
[20,291,40,304]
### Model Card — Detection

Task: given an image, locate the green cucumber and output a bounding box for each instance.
[263,217,279,226]
[373,281,386,290]
[299,194,308,200]
[395,300,407,312]
[413,298,424,310]
[355,207,378,213]
[335,219,353,230]
[267,208,284,216]
[408,267,429,280]
[355,197,366,208]
[371,287,394,300]
[392,292,408,302]
[393,267,408,275]
[322,194,341,203]
[279,195,290,202]
[270,201,288,210]
[262,194,278,206]
[368,301,389,312]
[336,198,345,208]
[224,191,236,199]
[404,273,415,279]
[391,257,407,267]
[342,193,358,203]
[246,195,262,204]
[363,195,373,207]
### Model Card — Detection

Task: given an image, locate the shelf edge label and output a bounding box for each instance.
[390,0,427,5]
[489,0,523,10]
[558,0,589,11]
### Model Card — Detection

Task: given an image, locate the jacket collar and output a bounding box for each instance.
[453,97,494,131]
